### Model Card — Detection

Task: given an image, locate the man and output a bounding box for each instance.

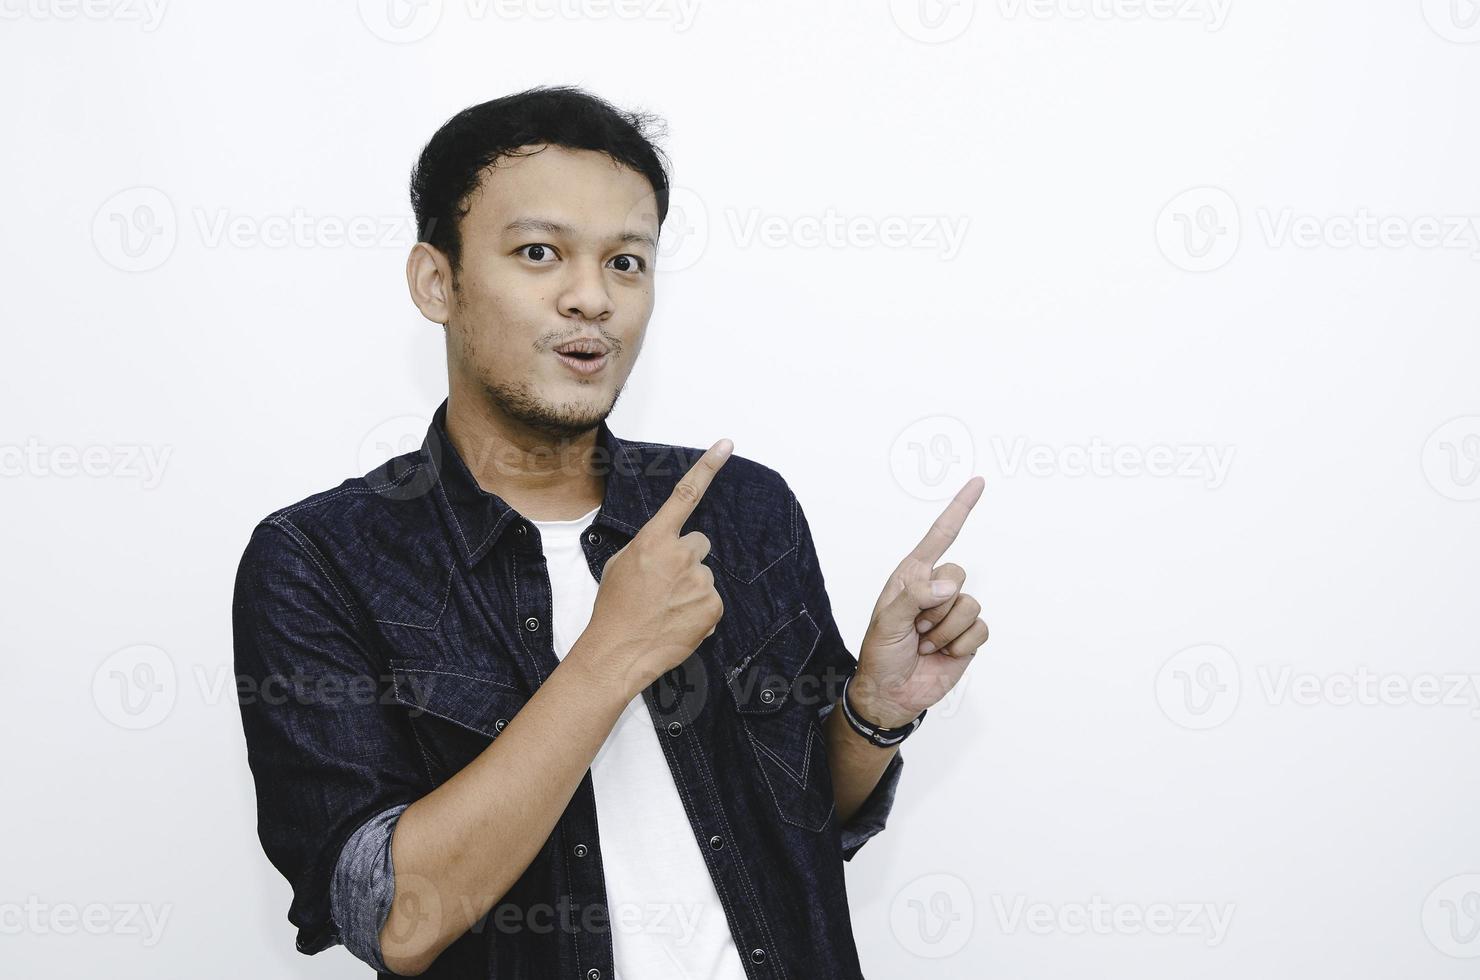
[233,85,988,978]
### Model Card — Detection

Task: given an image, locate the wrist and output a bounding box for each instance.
[840,674,926,748]
[566,627,648,702]
[844,671,919,729]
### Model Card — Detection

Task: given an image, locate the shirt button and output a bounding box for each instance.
[494,718,508,733]
[524,617,540,632]
[586,970,601,980]
[708,835,723,849]
[666,721,683,737]
[749,948,766,964]
[759,689,776,705]
[515,523,527,535]
[586,530,601,545]
[573,843,588,858]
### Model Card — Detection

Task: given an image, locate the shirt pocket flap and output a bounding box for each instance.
[724,607,821,715]
[389,661,528,739]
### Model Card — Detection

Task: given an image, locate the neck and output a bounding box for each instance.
[444,391,606,522]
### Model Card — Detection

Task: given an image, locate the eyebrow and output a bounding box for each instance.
[503,217,657,252]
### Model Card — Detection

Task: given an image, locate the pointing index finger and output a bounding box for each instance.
[649,438,734,536]
[906,475,985,566]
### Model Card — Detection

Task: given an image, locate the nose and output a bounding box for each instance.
[557,258,615,322]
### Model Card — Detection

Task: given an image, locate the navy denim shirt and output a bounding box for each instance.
[232,399,905,978]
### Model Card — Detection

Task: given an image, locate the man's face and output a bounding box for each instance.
[444,143,659,440]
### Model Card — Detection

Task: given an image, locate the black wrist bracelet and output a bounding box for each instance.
[840,673,926,748]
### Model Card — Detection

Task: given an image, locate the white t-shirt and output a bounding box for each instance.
[532,505,746,980]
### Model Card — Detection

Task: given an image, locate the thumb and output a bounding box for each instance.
[877,559,958,632]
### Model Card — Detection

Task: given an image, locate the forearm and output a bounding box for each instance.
[380,634,634,975]
[822,694,900,826]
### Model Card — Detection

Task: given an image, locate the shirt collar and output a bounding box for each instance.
[427,398,655,568]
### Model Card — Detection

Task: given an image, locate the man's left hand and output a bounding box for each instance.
[850,476,988,729]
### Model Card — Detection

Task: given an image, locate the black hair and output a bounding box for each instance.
[410,85,671,278]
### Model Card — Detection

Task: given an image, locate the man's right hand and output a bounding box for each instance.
[577,438,734,697]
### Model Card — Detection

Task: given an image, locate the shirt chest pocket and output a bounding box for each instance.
[389,661,530,784]
[724,607,835,833]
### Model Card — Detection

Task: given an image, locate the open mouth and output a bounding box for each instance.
[555,349,611,375]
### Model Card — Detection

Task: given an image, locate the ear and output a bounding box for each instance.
[406,242,455,325]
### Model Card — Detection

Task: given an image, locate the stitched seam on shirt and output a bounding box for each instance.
[726,607,810,683]
[662,703,752,977]
[468,511,501,561]
[619,440,654,524]
[391,672,522,740]
[393,692,498,740]
[560,814,586,978]
[266,517,365,629]
[435,476,477,562]
[745,723,833,833]
[404,715,436,785]
[510,552,548,688]
[600,513,639,535]
[513,549,570,967]
[390,665,521,693]
[371,567,454,629]
[674,696,788,978]
[749,724,812,788]
[274,464,425,519]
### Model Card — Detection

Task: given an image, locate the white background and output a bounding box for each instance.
[3,1,1480,977]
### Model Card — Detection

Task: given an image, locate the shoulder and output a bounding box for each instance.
[618,437,800,584]
[617,436,795,516]
[238,446,436,572]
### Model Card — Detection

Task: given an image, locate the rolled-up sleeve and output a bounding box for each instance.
[787,482,907,861]
[232,518,425,959]
[332,802,410,972]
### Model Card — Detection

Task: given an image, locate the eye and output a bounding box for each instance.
[608,254,647,274]
[518,244,559,264]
